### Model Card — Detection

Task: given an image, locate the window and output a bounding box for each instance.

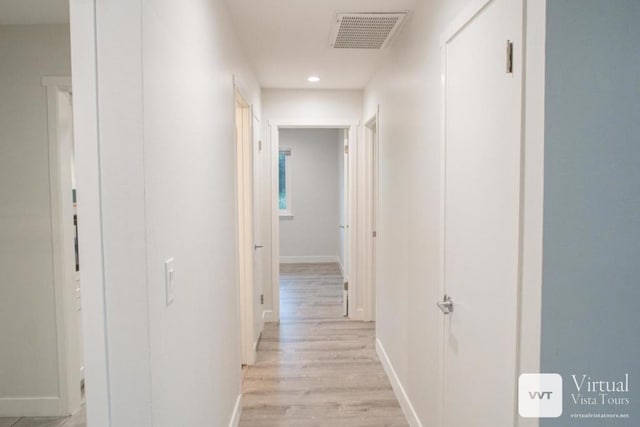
[279,149,292,217]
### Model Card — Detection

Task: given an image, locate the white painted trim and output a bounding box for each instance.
[69,0,112,424]
[279,256,340,264]
[346,124,360,320]
[0,397,63,417]
[42,77,81,418]
[262,309,278,323]
[376,339,422,427]
[359,111,379,322]
[337,257,345,276]
[270,120,359,323]
[516,1,546,426]
[228,394,242,427]
[234,83,256,366]
[269,123,281,322]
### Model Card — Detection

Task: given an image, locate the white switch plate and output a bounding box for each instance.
[164,257,175,306]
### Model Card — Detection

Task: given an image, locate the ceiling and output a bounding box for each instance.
[0,0,69,25]
[0,0,415,88]
[223,0,417,89]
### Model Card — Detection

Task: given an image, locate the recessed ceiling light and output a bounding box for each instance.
[307,76,320,83]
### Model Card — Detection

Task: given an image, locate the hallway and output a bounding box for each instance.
[239,264,407,426]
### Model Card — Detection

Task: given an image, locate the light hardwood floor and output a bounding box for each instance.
[239,263,408,427]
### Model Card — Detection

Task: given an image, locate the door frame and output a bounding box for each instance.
[438,1,546,426]
[234,78,257,366]
[362,110,379,322]
[41,76,82,416]
[268,120,359,321]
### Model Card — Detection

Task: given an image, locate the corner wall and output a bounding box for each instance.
[70,0,261,425]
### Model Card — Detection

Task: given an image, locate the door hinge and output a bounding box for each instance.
[260,294,264,305]
[506,40,513,74]
[344,281,348,291]
[258,140,263,151]
[373,231,377,238]
[344,145,349,155]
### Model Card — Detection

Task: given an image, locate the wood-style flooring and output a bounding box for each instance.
[0,406,85,427]
[239,263,408,427]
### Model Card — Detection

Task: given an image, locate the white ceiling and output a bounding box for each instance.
[0,0,69,25]
[224,0,417,89]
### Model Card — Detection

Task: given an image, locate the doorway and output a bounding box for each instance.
[235,86,262,366]
[44,77,85,418]
[268,122,357,322]
[363,113,379,322]
[439,0,524,425]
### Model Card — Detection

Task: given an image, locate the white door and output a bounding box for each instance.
[252,114,264,345]
[441,0,523,426]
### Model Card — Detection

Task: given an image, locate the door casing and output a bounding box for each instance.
[268,120,359,321]
[234,79,258,366]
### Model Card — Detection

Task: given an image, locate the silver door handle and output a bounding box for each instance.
[437,295,454,314]
[254,244,264,250]
[339,225,345,229]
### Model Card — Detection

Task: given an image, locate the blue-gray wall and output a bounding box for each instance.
[541,1,640,425]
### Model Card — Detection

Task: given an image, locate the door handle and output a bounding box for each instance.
[254,244,264,250]
[339,225,345,229]
[437,294,454,314]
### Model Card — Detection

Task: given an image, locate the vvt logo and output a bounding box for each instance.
[519,374,563,418]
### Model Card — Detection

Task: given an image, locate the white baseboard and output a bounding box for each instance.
[228,394,242,427]
[0,396,63,417]
[262,309,278,323]
[376,338,423,427]
[279,255,339,264]
[337,258,345,276]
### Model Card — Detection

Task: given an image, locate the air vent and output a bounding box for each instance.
[329,12,408,49]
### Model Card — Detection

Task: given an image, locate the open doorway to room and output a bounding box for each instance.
[0,11,90,425]
[276,128,348,319]
[268,122,358,322]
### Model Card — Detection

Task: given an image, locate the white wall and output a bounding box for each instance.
[279,128,341,262]
[70,0,261,425]
[0,24,71,415]
[261,89,362,318]
[363,1,547,426]
[362,0,476,424]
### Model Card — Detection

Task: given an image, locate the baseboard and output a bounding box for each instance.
[279,255,338,264]
[0,396,63,417]
[337,258,345,276]
[228,394,242,427]
[376,338,423,427]
[262,309,278,323]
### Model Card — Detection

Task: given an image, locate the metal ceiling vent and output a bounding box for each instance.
[329,12,408,49]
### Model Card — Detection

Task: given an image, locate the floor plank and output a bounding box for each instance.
[239,263,408,427]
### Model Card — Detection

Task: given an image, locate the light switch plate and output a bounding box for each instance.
[164,257,175,306]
